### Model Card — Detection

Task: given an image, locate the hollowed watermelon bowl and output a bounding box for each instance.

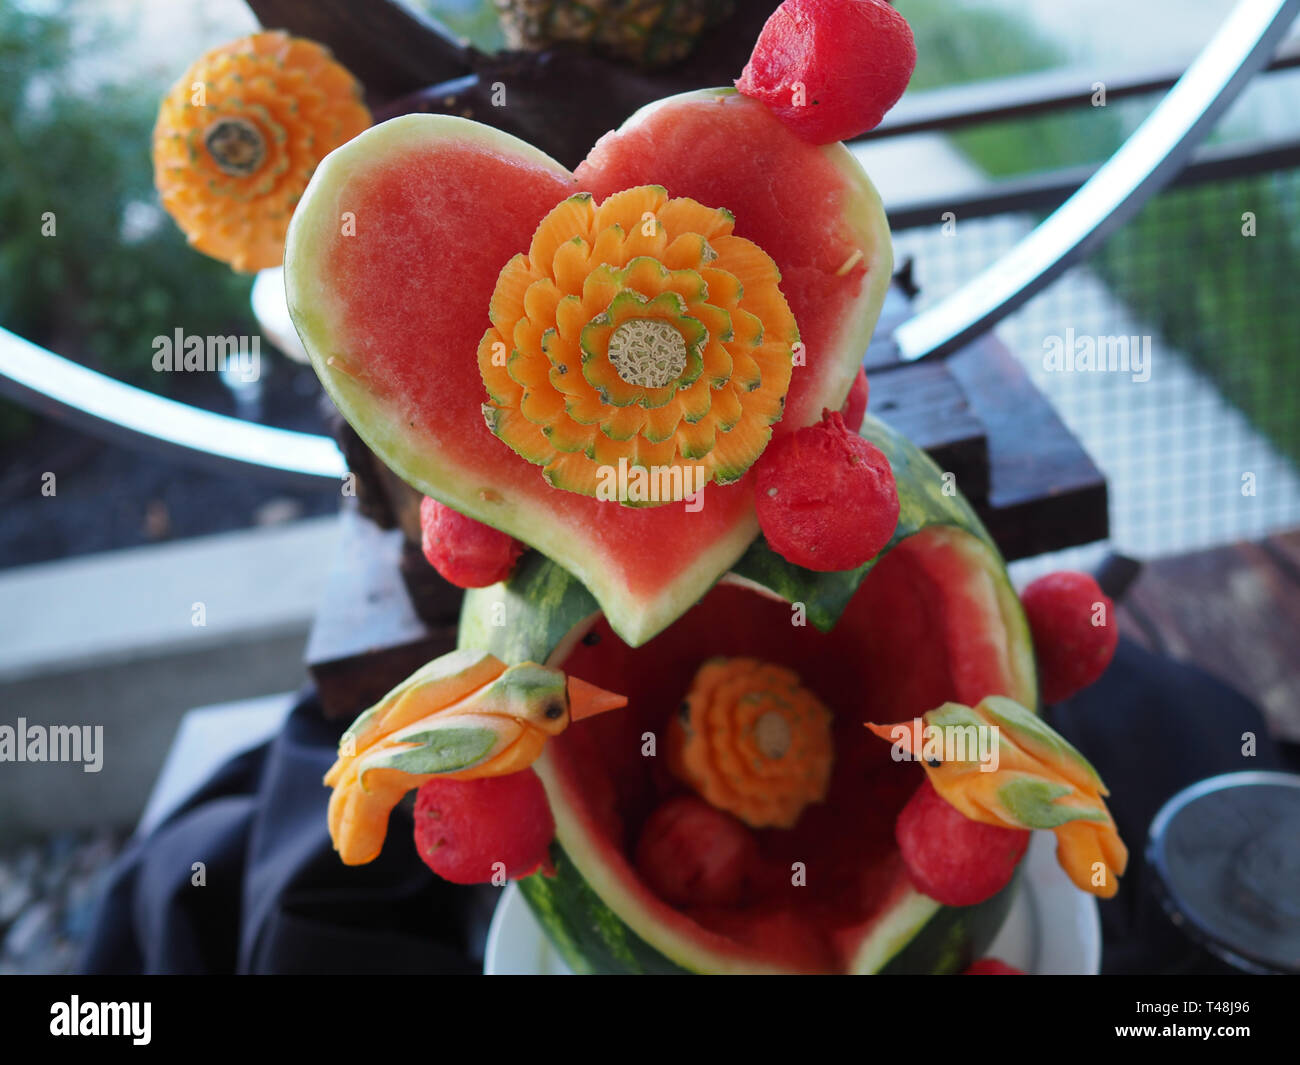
[460,415,1038,974]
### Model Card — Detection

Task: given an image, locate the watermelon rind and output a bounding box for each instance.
[518,843,1020,975]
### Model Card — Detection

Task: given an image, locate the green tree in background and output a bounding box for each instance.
[0,0,254,440]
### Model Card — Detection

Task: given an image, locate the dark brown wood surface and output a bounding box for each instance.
[949,335,1109,558]
[247,0,783,169]
[246,0,471,103]
[305,504,458,720]
[867,358,989,502]
[1118,530,1300,743]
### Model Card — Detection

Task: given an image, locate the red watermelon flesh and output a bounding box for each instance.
[287,94,892,648]
[736,0,917,145]
[547,526,1026,973]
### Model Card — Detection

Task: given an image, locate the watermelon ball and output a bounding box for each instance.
[419,496,524,588]
[635,795,758,907]
[736,0,916,145]
[754,408,900,572]
[1020,571,1119,704]
[964,958,1025,975]
[841,367,870,433]
[413,770,555,885]
[896,780,1030,907]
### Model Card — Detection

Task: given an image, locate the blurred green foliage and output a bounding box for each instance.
[0,0,253,441]
[901,0,1129,175]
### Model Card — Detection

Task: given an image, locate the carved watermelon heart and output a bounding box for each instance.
[285,89,892,646]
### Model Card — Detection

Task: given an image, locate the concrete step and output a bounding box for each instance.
[0,516,340,843]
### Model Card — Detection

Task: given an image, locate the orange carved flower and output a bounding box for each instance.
[667,657,833,828]
[153,31,371,273]
[478,185,798,503]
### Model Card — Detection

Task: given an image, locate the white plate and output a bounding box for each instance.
[485,830,1099,975]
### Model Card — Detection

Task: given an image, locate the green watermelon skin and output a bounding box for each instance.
[730,413,1004,632]
[876,881,1019,975]
[518,846,694,975]
[462,412,1037,975]
[519,843,1021,975]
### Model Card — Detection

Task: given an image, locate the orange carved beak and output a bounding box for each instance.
[566,675,628,722]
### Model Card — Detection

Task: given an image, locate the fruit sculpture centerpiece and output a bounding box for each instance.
[155,0,1126,974]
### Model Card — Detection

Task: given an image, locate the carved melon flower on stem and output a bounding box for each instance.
[478,185,799,503]
[153,31,371,272]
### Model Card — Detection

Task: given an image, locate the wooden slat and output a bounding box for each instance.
[1263,528,1300,576]
[305,504,458,719]
[945,335,1108,559]
[246,0,472,103]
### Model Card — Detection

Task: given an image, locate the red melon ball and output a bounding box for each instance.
[420,496,524,588]
[736,0,916,145]
[896,780,1030,907]
[635,795,758,907]
[754,409,899,572]
[413,771,554,885]
[1020,571,1119,703]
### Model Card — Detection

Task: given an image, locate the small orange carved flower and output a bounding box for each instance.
[478,185,798,503]
[153,31,371,273]
[667,657,834,828]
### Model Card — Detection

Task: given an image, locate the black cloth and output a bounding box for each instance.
[80,690,495,975]
[81,641,1293,975]
[1050,638,1291,974]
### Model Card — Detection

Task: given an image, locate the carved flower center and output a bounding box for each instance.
[203,117,266,177]
[754,710,793,760]
[608,317,689,388]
